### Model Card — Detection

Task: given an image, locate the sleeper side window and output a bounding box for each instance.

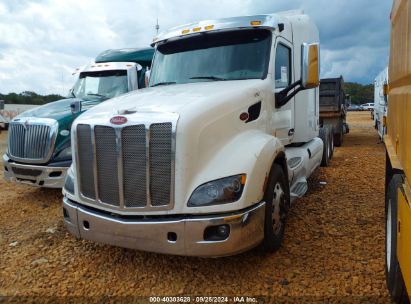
[275,43,291,89]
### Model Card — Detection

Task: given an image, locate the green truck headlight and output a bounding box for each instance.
[188,174,246,207]
[54,146,72,161]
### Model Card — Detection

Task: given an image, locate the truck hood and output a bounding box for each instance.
[16,98,101,121]
[78,79,268,120]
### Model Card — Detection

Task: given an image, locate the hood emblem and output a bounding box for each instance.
[110,116,128,125]
[23,119,30,129]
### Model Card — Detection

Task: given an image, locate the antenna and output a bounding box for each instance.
[155,18,160,35]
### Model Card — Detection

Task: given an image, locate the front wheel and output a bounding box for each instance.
[319,126,330,167]
[263,164,290,252]
[386,174,409,303]
[329,126,334,160]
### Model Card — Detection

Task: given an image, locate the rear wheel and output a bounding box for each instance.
[319,126,330,167]
[263,164,290,252]
[334,120,344,147]
[329,126,334,160]
[386,174,409,303]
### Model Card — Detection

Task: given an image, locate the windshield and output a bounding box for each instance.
[71,70,128,100]
[149,29,271,87]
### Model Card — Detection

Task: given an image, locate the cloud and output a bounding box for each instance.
[0,0,391,94]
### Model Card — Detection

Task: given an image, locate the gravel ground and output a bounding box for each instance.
[0,112,392,303]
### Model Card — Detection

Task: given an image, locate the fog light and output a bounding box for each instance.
[217,225,229,237]
[204,224,230,241]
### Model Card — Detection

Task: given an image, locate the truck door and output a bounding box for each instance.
[272,37,294,145]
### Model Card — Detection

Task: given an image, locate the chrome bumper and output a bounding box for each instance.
[63,197,266,257]
[3,154,68,188]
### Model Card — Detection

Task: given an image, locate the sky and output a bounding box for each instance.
[0,0,392,95]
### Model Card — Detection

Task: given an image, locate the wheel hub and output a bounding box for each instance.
[272,182,285,234]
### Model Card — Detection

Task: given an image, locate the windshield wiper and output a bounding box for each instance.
[151,82,177,87]
[190,76,227,81]
[87,93,107,98]
[69,90,76,98]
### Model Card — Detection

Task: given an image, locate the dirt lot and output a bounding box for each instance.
[0,112,391,303]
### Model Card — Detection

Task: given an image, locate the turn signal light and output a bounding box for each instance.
[250,20,262,26]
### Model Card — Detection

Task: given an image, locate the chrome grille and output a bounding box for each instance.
[8,119,57,163]
[76,117,176,212]
[95,126,120,206]
[149,123,172,206]
[122,125,147,207]
[77,124,96,199]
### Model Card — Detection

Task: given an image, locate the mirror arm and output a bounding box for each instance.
[275,80,303,108]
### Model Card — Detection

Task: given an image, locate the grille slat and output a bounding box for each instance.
[149,123,172,206]
[78,121,173,210]
[77,124,96,199]
[122,125,147,207]
[8,123,53,162]
[95,126,120,206]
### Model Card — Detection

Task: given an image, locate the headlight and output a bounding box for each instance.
[188,174,246,207]
[54,146,72,161]
[64,167,75,194]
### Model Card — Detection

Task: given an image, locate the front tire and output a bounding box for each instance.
[386,174,409,303]
[329,126,334,160]
[319,126,330,167]
[263,164,290,252]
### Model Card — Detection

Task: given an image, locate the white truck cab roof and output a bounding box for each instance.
[152,10,305,46]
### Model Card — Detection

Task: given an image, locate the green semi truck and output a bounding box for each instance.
[3,48,154,188]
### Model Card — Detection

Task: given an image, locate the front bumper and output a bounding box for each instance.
[63,197,266,257]
[3,154,68,188]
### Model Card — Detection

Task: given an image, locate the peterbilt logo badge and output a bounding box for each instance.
[110,116,128,125]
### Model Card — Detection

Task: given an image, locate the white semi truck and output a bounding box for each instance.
[374,67,388,140]
[62,11,329,257]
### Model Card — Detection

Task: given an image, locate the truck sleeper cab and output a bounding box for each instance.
[3,48,154,188]
[63,12,325,257]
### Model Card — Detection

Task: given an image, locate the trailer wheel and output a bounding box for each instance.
[319,126,330,167]
[263,164,289,252]
[334,121,344,147]
[344,123,350,134]
[385,174,409,303]
[329,126,334,160]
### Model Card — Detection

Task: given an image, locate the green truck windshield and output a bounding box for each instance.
[72,70,128,99]
[150,29,271,87]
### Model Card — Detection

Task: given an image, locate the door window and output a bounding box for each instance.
[275,43,291,89]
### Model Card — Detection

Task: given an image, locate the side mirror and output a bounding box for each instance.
[136,64,143,72]
[145,68,151,87]
[301,43,320,89]
[70,100,82,115]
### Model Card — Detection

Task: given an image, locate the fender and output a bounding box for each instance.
[181,129,284,214]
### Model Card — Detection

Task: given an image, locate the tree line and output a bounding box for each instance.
[344,82,374,105]
[1,82,374,106]
[0,91,64,105]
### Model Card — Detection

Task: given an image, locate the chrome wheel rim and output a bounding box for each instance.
[272,182,285,234]
[386,198,392,273]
